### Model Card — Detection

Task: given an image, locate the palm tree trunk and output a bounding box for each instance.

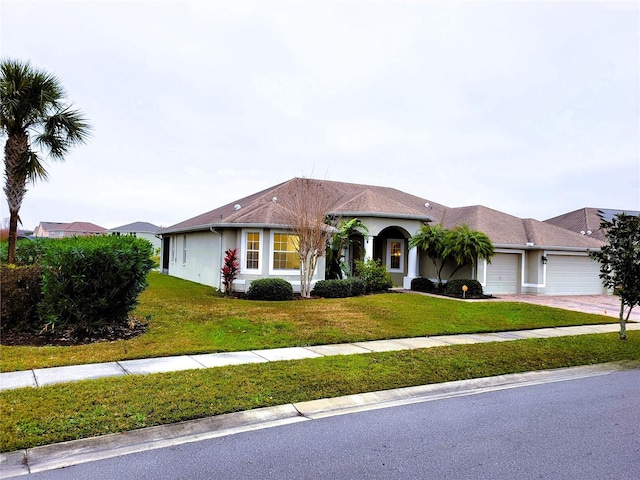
[3,133,29,264]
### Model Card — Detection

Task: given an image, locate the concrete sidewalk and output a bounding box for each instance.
[2,322,638,392]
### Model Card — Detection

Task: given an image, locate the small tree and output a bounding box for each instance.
[589,213,640,340]
[444,224,495,278]
[326,218,368,279]
[409,223,495,290]
[409,223,449,288]
[221,248,239,294]
[276,178,337,298]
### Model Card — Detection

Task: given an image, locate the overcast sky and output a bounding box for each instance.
[1,0,638,231]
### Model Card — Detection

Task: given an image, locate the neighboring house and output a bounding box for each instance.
[108,222,162,250]
[544,208,640,243]
[160,178,608,296]
[33,221,107,238]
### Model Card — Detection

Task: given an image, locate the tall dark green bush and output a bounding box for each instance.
[0,238,52,265]
[354,259,393,293]
[411,277,435,293]
[38,236,154,335]
[445,279,483,297]
[0,264,43,331]
[247,278,294,301]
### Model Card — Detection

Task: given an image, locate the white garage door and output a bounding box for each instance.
[545,255,604,295]
[485,253,520,295]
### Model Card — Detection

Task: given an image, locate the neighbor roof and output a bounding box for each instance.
[109,222,162,234]
[545,208,640,242]
[162,178,444,233]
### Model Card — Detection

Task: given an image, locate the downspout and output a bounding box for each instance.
[210,227,222,290]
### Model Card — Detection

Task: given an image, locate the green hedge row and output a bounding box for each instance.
[1,236,154,336]
[311,278,366,298]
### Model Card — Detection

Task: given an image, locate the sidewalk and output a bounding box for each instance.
[2,322,638,392]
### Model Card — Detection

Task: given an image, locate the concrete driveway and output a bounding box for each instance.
[496,295,640,322]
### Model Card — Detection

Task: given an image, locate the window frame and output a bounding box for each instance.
[182,235,187,265]
[241,229,263,274]
[386,238,404,273]
[269,231,301,275]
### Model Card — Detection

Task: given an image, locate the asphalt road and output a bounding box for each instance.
[11,369,640,480]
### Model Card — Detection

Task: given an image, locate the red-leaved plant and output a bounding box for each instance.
[221,248,239,294]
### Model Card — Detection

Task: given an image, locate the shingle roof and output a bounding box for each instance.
[64,222,107,234]
[161,178,605,249]
[436,205,604,249]
[544,208,640,242]
[109,222,162,234]
[162,178,443,233]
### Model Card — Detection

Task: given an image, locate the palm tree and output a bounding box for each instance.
[326,218,368,279]
[443,223,495,278]
[409,223,449,288]
[1,59,90,263]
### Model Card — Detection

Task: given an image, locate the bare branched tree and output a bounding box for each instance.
[275,178,337,298]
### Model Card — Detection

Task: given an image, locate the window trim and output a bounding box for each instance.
[269,230,301,275]
[182,235,187,265]
[171,236,177,264]
[241,229,263,274]
[386,238,404,273]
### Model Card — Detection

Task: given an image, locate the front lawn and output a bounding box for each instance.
[0,272,615,372]
[1,333,638,452]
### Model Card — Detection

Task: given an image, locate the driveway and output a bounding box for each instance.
[496,295,640,322]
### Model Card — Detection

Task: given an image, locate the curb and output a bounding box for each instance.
[2,360,638,478]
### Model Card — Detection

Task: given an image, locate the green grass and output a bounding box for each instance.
[0,272,616,372]
[1,332,638,452]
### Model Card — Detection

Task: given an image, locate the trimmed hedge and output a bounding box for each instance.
[411,277,435,293]
[0,264,43,332]
[247,278,294,301]
[445,279,483,297]
[311,278,367,298]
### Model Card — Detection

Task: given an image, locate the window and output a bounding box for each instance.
[171,236,177,263]
[242,230,262,272]
[246,231,260,270]
[272,233,299,271]
[387,239,404,272]
[182,235,187,264]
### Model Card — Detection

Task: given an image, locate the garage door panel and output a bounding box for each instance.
[485,253,520,295]
[545,255,603,295]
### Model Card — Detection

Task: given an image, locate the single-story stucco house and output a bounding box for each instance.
[108,221,162,250]
[160,177,608,296]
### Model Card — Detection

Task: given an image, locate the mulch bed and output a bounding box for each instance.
[0,317,148,347]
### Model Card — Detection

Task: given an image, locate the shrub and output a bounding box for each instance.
[345,277,367,297]
[312,279,352,298]
[38,235,154,335]
[247,278,294,301]
[0,238,52,265]
[354,259,393,293]
[221,248,239,294]
[445,279,483,297]
[0,264,43,332]
[411,277,435,293]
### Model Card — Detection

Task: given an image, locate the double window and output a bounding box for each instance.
[241,230,301,274]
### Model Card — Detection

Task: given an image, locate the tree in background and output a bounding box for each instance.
[277,178,336,298]
[589,213,640,340]
[1,59,90,263]
[409,223,495,290]
[326,217,368,279]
